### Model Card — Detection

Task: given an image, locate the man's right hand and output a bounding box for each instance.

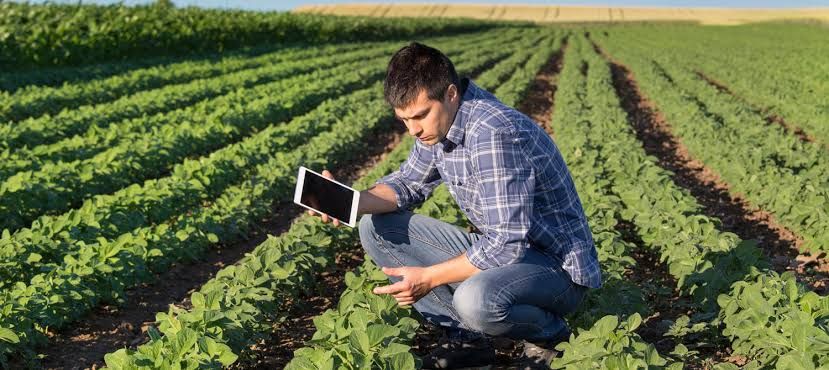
[306,169,341,227]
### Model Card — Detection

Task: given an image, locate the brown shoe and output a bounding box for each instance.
[514,330,571,370]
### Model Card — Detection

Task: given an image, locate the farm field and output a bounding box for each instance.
[294,3,829,25]
[0,2,827,369]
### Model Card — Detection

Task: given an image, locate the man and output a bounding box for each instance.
[310,42,601,369]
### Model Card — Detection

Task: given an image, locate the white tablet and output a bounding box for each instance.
[294,166,360,227]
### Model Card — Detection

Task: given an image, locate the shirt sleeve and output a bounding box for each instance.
[466,127,535,270]
[376,139,443,210]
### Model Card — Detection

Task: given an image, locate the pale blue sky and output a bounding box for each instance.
[20,0,829,11]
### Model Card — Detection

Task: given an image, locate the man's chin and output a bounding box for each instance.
[418,137,437,146]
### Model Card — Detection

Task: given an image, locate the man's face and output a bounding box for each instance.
[394,85,460,146]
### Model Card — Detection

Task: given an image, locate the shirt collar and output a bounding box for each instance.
[443,78,476,149]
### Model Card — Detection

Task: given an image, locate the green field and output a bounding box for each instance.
[0,2,826,369]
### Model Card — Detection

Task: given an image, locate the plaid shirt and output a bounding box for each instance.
[377,79,601,288]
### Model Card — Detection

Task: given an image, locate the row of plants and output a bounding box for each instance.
[562,34,828,369]
[0,85,380,291]
[0,75,408,367]
[592,32,829,254]
[0,27,511,125]
[545,35,680,369]
[0,42,395,152]
[0,57,389,232]
[0,32,521,290]
[97,45,516,369]
[0,39,373,124]
[0,1,497,69]
[0,39,380,122]
[0,30,522,184]
[599,25,829,146]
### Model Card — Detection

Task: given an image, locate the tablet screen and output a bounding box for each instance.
[299,169,355,223]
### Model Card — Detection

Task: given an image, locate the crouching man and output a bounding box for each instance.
[311,42,601,369]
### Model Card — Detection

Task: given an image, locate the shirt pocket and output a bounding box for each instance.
[445,164,482,220]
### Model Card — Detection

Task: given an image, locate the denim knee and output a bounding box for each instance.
[452,277,506,335]
[358,213,379,251]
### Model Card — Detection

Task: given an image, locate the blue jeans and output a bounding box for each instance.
[358,210,587,342]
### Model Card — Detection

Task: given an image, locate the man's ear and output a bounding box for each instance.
[445,84,459,103]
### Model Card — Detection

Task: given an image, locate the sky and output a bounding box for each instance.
[21,0,829,11]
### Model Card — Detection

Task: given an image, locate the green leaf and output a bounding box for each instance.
[349,329,371,354]
[26,253,42,263]
[0,328,20,344]
[366,324,399,347]
[625,313,642,332]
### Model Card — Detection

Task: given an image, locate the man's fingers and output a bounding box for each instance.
[393,292,412,300]
[322,169,333,179]
[373,281,407,295]
[332,218,340,227]
[381,266,405,277]
[397,300,414,306]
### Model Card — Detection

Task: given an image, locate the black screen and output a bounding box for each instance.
[299,170,355,223]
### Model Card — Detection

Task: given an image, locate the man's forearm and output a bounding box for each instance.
[425,253,482,287]
[358,183,399,216]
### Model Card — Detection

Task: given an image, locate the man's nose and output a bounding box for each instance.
[406,121,422,137]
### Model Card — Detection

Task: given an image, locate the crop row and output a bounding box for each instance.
[543,35,680,369]
[599,25,829,146]
[0,43,396,152]
[0,57,390,232]
[592,33,829,253]
[0,79,410,366]
[554,34,828,369]
[0,1,494,68]
[0,41,373,124]
[0,30,511,188]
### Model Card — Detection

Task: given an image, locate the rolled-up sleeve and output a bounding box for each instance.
[376,139,442,210]
[466,128,535,270]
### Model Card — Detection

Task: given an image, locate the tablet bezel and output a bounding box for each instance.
[293,166,360,227]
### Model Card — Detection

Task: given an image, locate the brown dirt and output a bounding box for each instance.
[692,70,818,145]
[615,220,730,369]
[517,38,568,136]
[39,123,407,370]
[232,249,366,368]
[588,39,827,294]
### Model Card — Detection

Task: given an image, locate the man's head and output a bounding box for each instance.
[384,42,461,146]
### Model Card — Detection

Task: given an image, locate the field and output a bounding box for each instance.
[294,3,829,25]
[0,2,827,369]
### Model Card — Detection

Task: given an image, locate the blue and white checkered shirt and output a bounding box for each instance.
[377,79,602,288]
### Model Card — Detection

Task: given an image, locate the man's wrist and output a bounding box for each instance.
[423,266,440,289]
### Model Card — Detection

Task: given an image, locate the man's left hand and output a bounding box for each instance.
[373,266,434,306]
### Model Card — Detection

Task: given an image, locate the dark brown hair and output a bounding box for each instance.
[383,42,460,109]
